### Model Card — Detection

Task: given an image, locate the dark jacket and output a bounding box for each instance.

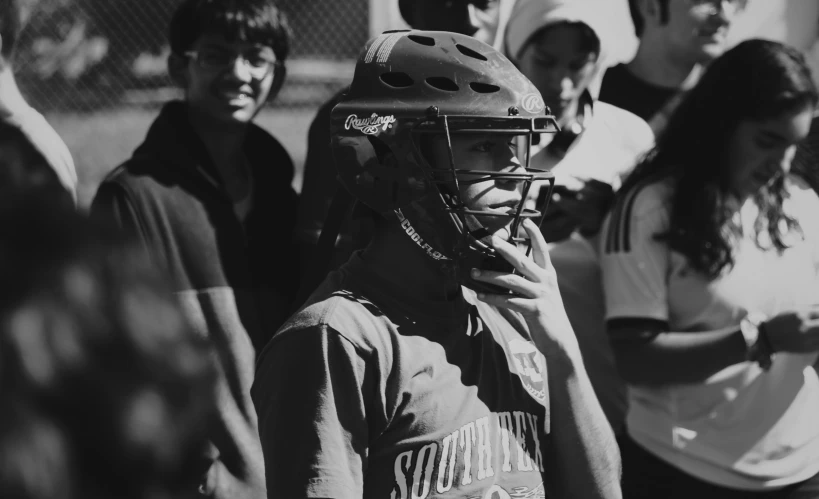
[91,101,300,498]
[294,87,375,283]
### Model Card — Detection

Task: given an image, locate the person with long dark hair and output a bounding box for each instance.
[601,39,819,497]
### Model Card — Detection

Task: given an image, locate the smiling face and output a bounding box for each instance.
[179,33,278,125]
[427,133,526,240]
[725,104,814,198]
[516,23,598,120]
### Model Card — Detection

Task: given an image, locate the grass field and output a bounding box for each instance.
[47,106,318,209]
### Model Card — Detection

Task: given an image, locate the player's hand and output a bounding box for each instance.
[763,306,819,353]
[472,218,578,355]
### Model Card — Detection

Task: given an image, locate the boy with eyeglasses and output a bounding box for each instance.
[91,1,297,497]
[600,0,745,134]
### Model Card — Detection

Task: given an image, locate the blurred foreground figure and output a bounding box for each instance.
[0,196,217,499]
[0,0,77,201]
[0,119,73,209]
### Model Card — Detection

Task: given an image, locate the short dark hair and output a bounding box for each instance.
[0,0,23,59]
[0,199,218,499]
[628,0,670,37]
[169,0,291,63]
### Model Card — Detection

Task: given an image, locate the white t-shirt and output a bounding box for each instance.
[600,176,819,490]
[532,101,653,431]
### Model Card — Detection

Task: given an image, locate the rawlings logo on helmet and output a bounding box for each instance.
[345,113,397,135]
[520,93,545,114]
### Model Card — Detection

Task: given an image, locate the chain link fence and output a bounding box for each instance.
[15,0,368,112]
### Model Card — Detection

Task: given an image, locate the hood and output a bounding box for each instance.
[504,0,612,70]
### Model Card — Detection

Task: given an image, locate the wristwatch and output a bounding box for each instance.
[740,312,773,371]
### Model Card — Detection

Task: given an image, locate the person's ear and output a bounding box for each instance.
[167,52,188,88]
[642,0,662,25]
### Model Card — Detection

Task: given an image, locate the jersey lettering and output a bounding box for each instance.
[390,412,544,498]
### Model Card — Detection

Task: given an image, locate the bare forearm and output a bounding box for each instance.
[615,327,746,386]
[544,349,621,499]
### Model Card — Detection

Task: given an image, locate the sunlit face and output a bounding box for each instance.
[181,33,278,125]
[428,133,525,240]
[516,23,598,120]
[658,0,740,65]
[725,104,814,198]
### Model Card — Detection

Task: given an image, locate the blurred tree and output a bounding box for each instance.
[14,0,370,111]
[79,0,174,86]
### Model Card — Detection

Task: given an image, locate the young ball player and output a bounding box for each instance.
[253,30,621,499]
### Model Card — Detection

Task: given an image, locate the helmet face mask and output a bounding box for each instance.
[331,30,558,294]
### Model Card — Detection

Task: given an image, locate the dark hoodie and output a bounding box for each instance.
[91,101,299,498]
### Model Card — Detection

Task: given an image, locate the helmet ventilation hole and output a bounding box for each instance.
[470,82,500,94]
[426,77,459,92]
[408,35,436,46]
[456,44,488,61]
[380,72,414,88]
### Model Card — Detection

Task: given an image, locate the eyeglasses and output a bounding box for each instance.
[688,0,746,16]
[184,48,280,78]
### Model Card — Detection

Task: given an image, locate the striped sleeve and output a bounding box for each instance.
[599,183,671,322]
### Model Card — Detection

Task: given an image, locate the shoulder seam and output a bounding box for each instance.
[99,179,152,243]
[271,322,371,357]
[278,292,384,356]
[604,181,666,254]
